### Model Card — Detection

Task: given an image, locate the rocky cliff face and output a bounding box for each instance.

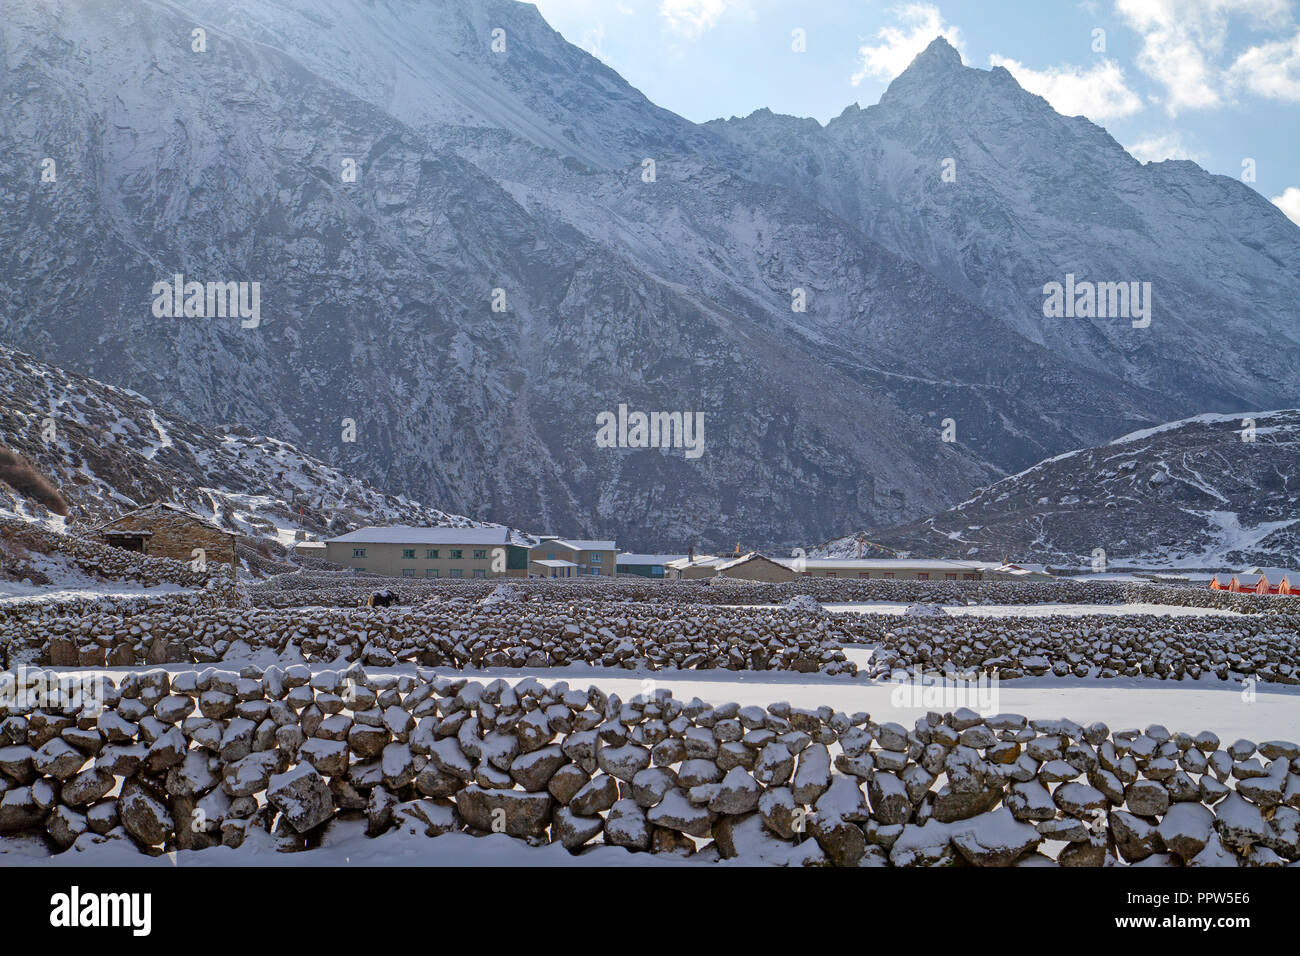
[3,4,1296,551]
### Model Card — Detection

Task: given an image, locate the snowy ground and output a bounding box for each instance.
[732,602,1245,618]
[45,651,1300,741]
[7,657,1294,868]
[0,581,192,605]
[6,588,1293,868]
[10,645,1296,868]
[0,820,688,868]
[826,602,1246,618]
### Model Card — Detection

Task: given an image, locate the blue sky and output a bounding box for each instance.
[530,0,1300,224]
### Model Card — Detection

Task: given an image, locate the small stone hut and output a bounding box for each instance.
[96,502,238,569]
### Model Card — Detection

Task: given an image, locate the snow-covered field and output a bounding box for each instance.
[42,651,1300,742]
[5,590,1295,868]
[819,602,1246,618]
[4,653,1294,868]
[0,816,691,868]
[0,581,193,605]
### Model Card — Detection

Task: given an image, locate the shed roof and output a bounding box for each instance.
[774,557,984,571]
[666,555,722,569]
[714,552,787,572]
[96,502,233,537]
[535,539,617,552]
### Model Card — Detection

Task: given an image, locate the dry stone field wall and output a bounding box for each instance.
[1,665,1297,866]
[248,573,1277,613]
[0,580,249,660]
[853,613,1300,685]
[8,581,1300,685]
[3,602,860,675]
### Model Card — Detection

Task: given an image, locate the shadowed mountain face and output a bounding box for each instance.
[2,4,1296,551]
[817,411,1300,569]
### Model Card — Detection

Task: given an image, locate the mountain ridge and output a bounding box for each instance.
[815,409,1300,569]
[3,4,1297,550]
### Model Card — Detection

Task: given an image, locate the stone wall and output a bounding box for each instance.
[9,593,1300,685]
[3,603,858,675]
[851,612,1300,684]
[248,573,1282,613]
[1,666,1294,866]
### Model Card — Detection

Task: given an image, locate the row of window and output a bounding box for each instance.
[350,548,608,565]
[400,548,490,560]
[351,548,490,560]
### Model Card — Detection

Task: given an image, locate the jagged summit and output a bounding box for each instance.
[906,35,966,73]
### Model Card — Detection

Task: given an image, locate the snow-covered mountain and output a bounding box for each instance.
[2,2,1297,550]
[0,345,482,547]
[710,38,1300,422]
[817,410,1300,569]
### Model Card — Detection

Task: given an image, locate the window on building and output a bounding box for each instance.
[401,569,415,577]
[591,568,601,576]
[883,572,895,579]
[945,573,958,580]
[963,573,979,581]
[652,567,664,576]
[449,568,463,578]
[473,569,486,578]
[473,549,487,560]
[547,552,556,561]
[918,573,929,581]
[402,549,416,559]
[352,548,366,558]
[825,571,837,578]
[426,569,439,579]
[449,550,463,560]
[591,553,602,563]
[426,549,439,559]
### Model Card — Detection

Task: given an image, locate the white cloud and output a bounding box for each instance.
[851,3,965,85]
[535,0,640,14]
[1126,133,1202,163]
[533,0,639,19]
[580,22,608,61]
[1230,31,1300,101]
[1273,187,1300,226]
[989,55,1143,120]
[1115,0,1293,115]
[659,0,743,39]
